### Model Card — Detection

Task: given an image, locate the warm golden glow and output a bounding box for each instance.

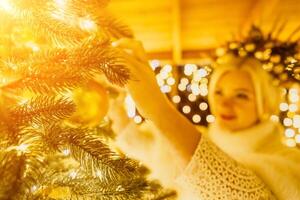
[0,0,13,12]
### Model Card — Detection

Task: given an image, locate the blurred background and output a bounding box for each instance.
[108,0,300,147]
[108,0,300,63]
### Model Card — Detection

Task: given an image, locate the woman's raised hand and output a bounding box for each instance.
[112,38,170,119]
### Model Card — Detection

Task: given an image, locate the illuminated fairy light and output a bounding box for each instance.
[62,149,70,156]
[149,59,160,70]
[279,102,289,112]
[180,78,189,85]
[191,86,200,96]
[193,68,208,81]
[200,77,208,84]
[293,115,300,128]
[182,105,191,114]
[190,83,199,92]
[295,134,300,143]
[159,70,169,80]
[178,83,186,91]
[31,185,38,192]
[285,128,295,138]
[188,94,197,102]
[270,115,279,122]
[69,171,77,179]
[206,115,215,123]
[199,84,208,96]
[283,118,293,127]
[199,102,208,111]
[160,85,171,93]
[162,64,173,73]
[172,95,181,104]
[192,114,201,123]
[0,0,13,12]
[133,115,142,124]
[166,77,175,86]
[16,144,28,151]
[289,104,298,112]
[289,93,299,103]
[25,41,40,52]
[79,18,97,32]
[55,0,67,8]
[96,170,104,179]
[156,75,164,87]
[184,64,197,76]
[286,138,297,147]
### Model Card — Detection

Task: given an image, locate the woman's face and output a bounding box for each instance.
[212,70,259,131]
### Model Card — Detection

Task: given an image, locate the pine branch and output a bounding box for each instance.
[70,38,130,86]
[10,96,75,127]
[50,175,148,200]
[0,151,24,199]
[95,13,134,39]
[5,0,88,47]
[57,127,144,182]
[1,39,129,95]
[0,145,45,200]
[72,0,110,10]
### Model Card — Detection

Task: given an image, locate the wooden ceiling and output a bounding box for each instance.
[108,0,300,63]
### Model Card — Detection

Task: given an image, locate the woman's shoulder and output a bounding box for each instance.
[195,125,208,135]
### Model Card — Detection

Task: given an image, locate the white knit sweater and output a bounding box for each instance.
[116,121,300,200]
[178,121,300,200]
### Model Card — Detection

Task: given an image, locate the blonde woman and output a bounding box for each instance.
[112,38,300,200]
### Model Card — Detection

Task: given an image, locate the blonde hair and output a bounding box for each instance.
[208,54,281,121]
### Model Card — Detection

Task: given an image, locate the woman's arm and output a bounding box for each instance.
[112,38,201,166]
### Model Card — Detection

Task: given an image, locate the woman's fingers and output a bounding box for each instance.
[112,38,148,63]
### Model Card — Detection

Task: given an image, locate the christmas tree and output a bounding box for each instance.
[0,0,176,199]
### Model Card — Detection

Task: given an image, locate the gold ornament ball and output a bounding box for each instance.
[68,80,109,127]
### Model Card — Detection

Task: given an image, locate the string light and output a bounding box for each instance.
[270,115,279,122]
[162,64,172,73]
[285,128,295,138]
[69,171,77,179]
[199,102,208,111]
[0,0,13,12]
[166,77,175,86]
[16,144,29,153]
[149,59,160,70]
[31,185,38,192]
[286,138,297,147]
[289,104,298,112]
[182,105,191,114]
[206,115,215,123]
[79,18,97,32]
[180,78,189,85]
[160,85,171,93]
[283,118,293,127]
[188,94,197,102]
[133,115,142,124]
[172,95,181,104]
[178,84,186,91]
[62,149,70,156]
[192,114,201,123]
[280,102,289,112]
[295,134,300,143]
[293,115,300,128]
[184,64,197,76]
[25,41,40,52]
